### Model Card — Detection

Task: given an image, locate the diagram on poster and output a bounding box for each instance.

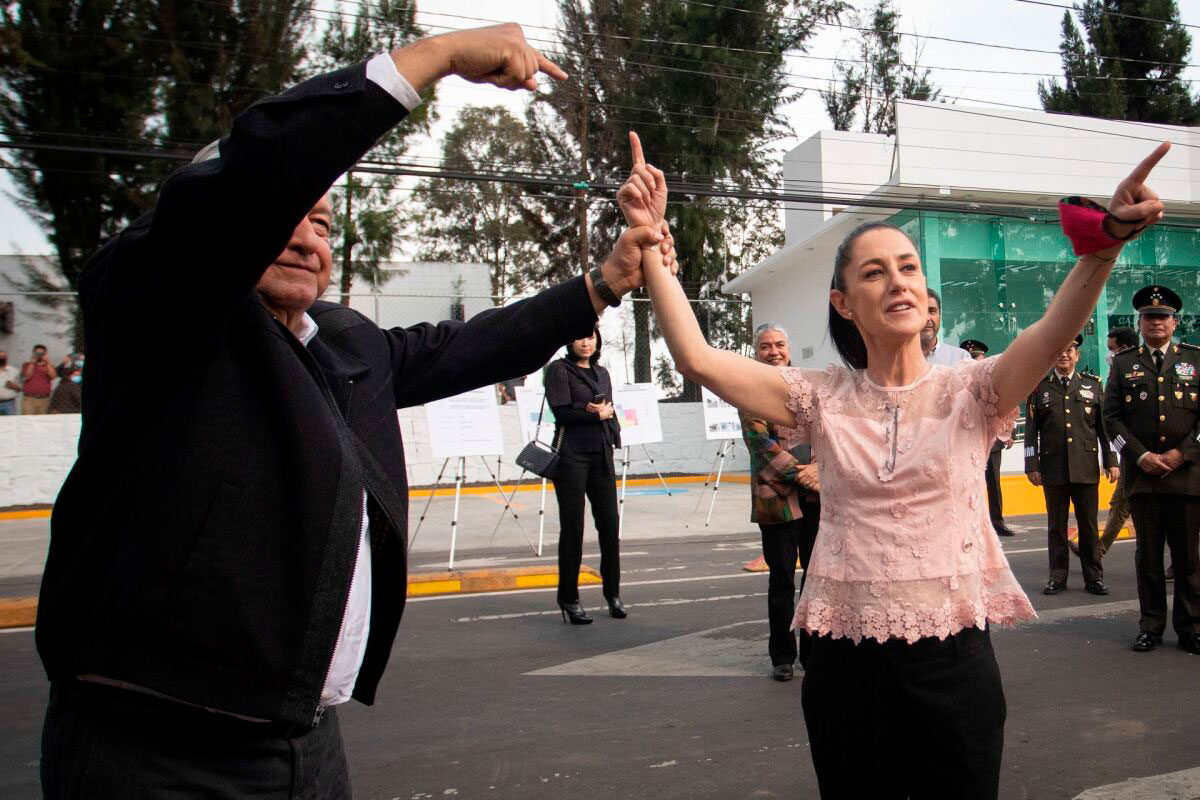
[514,386,556,445]
[424,385,504,459]
[701,386,743,440]
[612,383,663,445]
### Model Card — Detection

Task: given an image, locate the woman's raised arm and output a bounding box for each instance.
[991,141,1171,413]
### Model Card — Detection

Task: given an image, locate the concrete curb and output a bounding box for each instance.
[0,567,606,629]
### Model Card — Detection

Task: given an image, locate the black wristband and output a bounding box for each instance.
[588,266,621,308]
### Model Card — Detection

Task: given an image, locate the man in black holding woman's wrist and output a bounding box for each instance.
[37,23,676,798]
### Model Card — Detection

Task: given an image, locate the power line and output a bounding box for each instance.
[1012,0,1200,32]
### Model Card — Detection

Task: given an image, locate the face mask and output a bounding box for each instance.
[70,375,82,384]
[74,359,84,367]
[1105,352,1114,366]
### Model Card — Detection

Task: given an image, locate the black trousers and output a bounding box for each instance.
[984,448,1006,530]
[1043,482,1101,584]
[553,444,620,603]
[759,501,819,667]
[1128,493,1200,637]
[802,627,1005,800]
[41,682,350,799]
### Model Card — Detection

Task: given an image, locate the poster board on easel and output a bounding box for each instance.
[425,385,504,459]
[700,387,743,440]
[514,386,556,445]
[611,382,663,445]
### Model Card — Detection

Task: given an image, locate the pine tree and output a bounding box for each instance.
[0,1,160,348]
[1039,1,1199,123]
[821,0,940,135]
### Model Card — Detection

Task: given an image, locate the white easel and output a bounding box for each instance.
[694,439,736,527]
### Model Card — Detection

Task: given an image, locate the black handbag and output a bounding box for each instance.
[516,394,563,479]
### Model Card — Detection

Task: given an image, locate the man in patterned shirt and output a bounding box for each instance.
[739,323,820,681]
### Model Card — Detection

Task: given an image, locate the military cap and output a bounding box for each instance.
[1132,285,1182,315]
[960,339,989,355]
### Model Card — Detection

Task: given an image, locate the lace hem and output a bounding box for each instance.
[791,569,1037,644]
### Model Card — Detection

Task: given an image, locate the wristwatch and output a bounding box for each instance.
[588,266,621,308]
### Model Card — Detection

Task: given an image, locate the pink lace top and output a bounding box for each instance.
[779,357,1037,643]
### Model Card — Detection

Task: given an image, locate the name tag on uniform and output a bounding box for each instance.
[1125,371,1145,380]
[1175,362,1195,380]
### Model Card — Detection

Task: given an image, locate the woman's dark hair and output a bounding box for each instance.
[828,221,920,370]
[567,326,602,366]
[1107,326,1138,349]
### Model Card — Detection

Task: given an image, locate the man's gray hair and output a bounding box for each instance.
[752,322,789,347]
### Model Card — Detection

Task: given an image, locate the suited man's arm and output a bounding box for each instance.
[1103,371,1148,466]
[1023,395,1041,475]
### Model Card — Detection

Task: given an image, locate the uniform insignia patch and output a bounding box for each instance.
[1042,392,1050,404]
[1140,391,1148,400]
[1126,395,1132,402]
[1176,391,1184,400]
[1192,393,1198,402]
[1079,388,1094,400]
[1175,362,1195,380]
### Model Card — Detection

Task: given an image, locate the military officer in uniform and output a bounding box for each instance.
[1103,285,1200,654]
[963,339,1018,537]
[1026,334,1118,595]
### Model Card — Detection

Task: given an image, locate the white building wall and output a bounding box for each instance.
[345,261,493,329]
[783,131,894,246]
[0,255,75,364]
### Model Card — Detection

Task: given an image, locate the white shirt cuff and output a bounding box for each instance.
[366,52,422,111]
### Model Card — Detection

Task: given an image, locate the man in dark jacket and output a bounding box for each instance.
[37,24,676,797]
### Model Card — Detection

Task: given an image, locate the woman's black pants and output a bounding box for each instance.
[801,626,1006,800]
[553,445,620,603]
[758,499,819,667]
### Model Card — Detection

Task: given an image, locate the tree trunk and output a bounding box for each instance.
[339,172,354,306]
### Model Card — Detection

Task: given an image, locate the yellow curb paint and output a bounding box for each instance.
[407,579,461,596]
[408,474,750,498]
[0,509,51,521]
[0,597,37,628]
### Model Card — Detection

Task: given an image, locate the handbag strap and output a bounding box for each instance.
[532,392,548,441]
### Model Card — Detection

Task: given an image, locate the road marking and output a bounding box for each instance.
[1073,766,1200,799]
[0,625,33,635]
[454,593,759,623]
[414,551,651,570]
[407,570,765,603]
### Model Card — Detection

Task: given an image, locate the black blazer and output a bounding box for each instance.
[37,61,598,725]
[545,358,621,453]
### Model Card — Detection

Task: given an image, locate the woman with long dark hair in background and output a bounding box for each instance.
[544,327,624,624]
[617,128,1169,797]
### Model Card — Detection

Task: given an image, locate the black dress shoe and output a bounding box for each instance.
[995,525,1016,537]
[1042,580,1066,595]
[1084,580,1109,596]
[1179,634,1200,655]
[1132,632,1162,652]
[771,663,794,682]
[605,596,627,619]
[558,601,593,625]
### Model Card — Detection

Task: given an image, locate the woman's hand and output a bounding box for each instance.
[586,402,615,420]
[1095,140,1170,258]
[616,131,667,229]
[796,463,820,493]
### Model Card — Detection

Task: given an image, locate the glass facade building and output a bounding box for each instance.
[893,210,1200,382]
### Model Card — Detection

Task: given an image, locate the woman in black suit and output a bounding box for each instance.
[544,327,624,624]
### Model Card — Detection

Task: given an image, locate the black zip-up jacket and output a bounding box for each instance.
[36,60,597,725]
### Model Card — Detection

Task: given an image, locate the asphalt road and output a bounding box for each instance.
[1,517,1196,800]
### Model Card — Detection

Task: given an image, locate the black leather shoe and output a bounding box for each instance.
[558,601,593,625]
[1084,580,1109,596]
[771,663,794,682]
[1179,634,1200,655]
[605,596,627,619]
[995,525,1016,537]
[1132,632,1162,652]
[1042,580,1066,595]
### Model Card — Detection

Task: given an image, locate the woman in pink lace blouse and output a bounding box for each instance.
[616,135,1170,799]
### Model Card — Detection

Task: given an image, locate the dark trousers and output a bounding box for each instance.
[1043,482,1101,584]
[41,682,350,799]
[984,448,1006,530]
[802,627,1005,800]
[759,502,819,667]
[1128,493,1200,637]
[553,444,620,603]
[1099,466,1132,554]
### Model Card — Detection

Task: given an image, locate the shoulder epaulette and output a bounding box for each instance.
[1112,345,1137,357]
[1179,342,1200,351]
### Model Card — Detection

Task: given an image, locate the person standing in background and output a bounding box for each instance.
[0,350,20,415]
[20,344,55,414]
[1026,335,1117,596]
[963,339,1017,537]
[921,289,971,366]
[1096,326,1140,560]
[739,323,820,681]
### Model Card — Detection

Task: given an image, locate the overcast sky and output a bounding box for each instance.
[4,0,1199,255]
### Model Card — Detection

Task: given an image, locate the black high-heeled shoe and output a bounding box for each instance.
[558,601,592,625]
[606,596,627,619]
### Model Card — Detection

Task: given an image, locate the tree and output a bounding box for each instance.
[311,0,436,304]
[820,0,940,135]
[1038,1,1199,123]
[0,1,160,348]
[407,106,545,300]
[528,0,844,396]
